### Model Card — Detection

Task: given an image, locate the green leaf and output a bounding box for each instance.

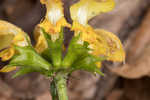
[12,66,55,78]
[62,35,89,68]
[71,55,105,76]
[41,48,52,63]
[12,67,35,78]
[41,28,63,68]
[9,46,52,70]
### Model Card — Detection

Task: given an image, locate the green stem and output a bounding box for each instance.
[53,73,68,100]
[50,80,58,100]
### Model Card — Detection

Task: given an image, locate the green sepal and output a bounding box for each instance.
[41,48,52,63]
[12,66,51,78]
[12,67,35,78]
[41,28,63,68]
[9,46,52,70]
[62,35,89,68]
[71,55,105,76]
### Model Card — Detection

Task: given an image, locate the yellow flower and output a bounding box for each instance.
[70,0,125,64]
[0,47,15,61]
[0,0,125,72]
[40,0,71,34]
[70,0,115,25]
[95,29,125,62]
[34,0,70,53]
[0,20,29,61]
[34,26,48,53]
[40,0,64,27]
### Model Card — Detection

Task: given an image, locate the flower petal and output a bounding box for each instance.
[0,47,15,61]
[0,20,28,47]
[0,34,14,50]
[41,0,64,25]
[96,62,102,68]
[72,21,108,56]
[0,66,16,73]
[70,0,115,25]
[95,29,125,62]
[39,0,70,35]
[0,20,21,50]
[72,22,125,62]
[39,18,70,35]
[34,33,48,53]
[0,20,29,61]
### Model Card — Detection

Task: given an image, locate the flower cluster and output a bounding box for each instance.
[0,0,125,77]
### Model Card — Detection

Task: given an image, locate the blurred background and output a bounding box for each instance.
[0,0,150,100]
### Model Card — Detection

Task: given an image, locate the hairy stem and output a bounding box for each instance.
[52,73,68,100]
[50,80,58,100]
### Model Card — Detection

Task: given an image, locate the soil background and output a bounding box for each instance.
[0,0,150,100]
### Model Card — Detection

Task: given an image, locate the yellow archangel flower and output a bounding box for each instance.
[0,20,29,72]
[70,0,125,64]
[35,0,70,53]
[0,20,29,61]
[0,0,125,72]
[71,0,115,25]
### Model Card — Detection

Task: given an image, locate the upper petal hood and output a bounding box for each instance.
[39,0,70,34]
[41,0,64,25]
[0,20,28,50]
[94,29,125,62]
[70,0,115,25]
[0,20,29,61]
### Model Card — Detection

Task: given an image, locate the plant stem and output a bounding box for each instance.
[50,80,58,100]
[54,73,68,100]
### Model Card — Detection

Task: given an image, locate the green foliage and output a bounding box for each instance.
[50,81,58,100]
[8,46,52,77]
[71,55,105,75]
[9,46,51,70]
[4,28,105,78]
[62,34,89,68]
[41,28,63,68]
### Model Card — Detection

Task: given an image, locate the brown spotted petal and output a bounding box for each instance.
[95,29,125,62]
